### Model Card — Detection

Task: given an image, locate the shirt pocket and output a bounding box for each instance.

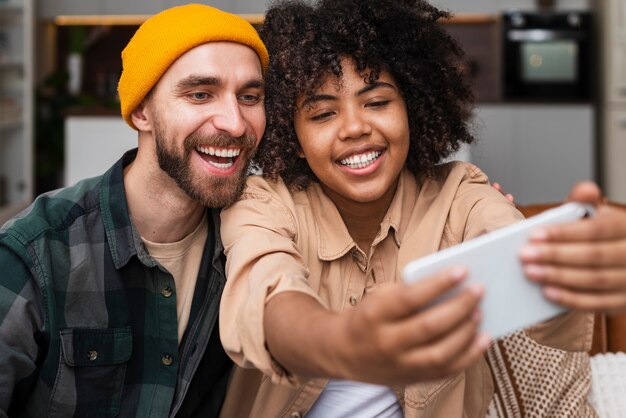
[49,327,133,418]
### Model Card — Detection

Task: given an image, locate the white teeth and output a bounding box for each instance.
[340,151,382,169]
[208,160,234,169]
[196,146,241,157]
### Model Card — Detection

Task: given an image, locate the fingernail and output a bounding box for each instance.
[478,333,492,348]
[529,228,549,241]
[472,309,482,322]
[544,286,561,301]
[468,284,484,297]
[519,245,541,260]
[449,266,467,283]
[524,264,546,280]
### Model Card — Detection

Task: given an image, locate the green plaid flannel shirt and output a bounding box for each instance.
[0,150,232,417]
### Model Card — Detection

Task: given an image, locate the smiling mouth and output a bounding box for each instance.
[339,151,383,169]
[196,146,242,169]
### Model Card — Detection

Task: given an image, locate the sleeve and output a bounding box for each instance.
[219,183,326,385]
[447,163,525,242]
[452,164,593,352]
[0,241,45,414]
[445,163,594,413]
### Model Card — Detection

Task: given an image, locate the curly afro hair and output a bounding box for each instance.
[257,0,475,190]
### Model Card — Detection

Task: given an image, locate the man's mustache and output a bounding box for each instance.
[184,132,257,153]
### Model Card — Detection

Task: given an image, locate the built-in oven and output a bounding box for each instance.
[503,11,592,101]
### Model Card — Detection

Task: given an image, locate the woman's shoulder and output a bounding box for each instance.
[425,161,490,187]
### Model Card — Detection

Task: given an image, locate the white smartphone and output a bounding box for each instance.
[402,202,594,339]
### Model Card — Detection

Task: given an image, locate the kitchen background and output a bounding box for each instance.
[0,0,625,224]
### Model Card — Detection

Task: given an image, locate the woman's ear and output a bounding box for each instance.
[297,148,305,158]
[131,102,151,131]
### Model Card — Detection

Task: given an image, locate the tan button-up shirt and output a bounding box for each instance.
[219,162,594,418]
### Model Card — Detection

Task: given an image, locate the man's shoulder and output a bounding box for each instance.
[1,175,105,245]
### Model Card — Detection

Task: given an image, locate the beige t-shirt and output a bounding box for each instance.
[143,213,207,343]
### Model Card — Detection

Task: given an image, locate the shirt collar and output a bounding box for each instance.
[100,149,225,275]
[309,170,416,261]
[100,149,142,269]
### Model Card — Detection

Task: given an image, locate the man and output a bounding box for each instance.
[0,4,267,417]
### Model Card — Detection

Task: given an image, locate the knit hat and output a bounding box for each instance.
[118,3,269,130]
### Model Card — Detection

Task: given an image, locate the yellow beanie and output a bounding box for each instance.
[118,3,269,130]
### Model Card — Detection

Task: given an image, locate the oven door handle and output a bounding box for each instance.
[507,29,586,42]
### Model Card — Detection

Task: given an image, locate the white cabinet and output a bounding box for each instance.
[168,0,233,12]
[430,0,590,13]
[602,108,626,203]
[103,0,167,16]
[604,0,626,104]
[0,0,33,224]
[470,105,595,205]
[38,0,104,19]
[38,0,270,18]
[598,0,626,202]
[64,117,136,187]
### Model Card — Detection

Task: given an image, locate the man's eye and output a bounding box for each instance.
[239,94,261,105]
[190,92,209,100]
[311,111,334,121]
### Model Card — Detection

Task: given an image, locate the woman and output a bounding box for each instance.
[218,0,619,416]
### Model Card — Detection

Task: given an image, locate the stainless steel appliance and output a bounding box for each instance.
[503,11,592,101]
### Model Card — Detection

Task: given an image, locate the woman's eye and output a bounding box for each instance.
[366,100,390,108]
[311,111,334,121]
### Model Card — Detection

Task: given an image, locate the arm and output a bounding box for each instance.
[0,244,44,413]
[220,179,489,386]
[521,181,626,315]
[263,268,490,385]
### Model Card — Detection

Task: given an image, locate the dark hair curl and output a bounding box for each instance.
[257,0,475,190]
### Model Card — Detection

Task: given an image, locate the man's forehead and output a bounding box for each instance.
[174,41,263,72]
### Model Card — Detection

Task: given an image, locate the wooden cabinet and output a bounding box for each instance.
[470,105,595,205]
[0,0,33,224]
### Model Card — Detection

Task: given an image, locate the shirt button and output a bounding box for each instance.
[161,285,173,298]
[290,412,302,418]
[349,295,359,306]
[87,350,98,361]
[162,354,173,366]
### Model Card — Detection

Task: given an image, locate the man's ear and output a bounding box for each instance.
[131,101,151,131]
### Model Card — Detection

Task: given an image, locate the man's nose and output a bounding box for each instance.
[213,97,247,138]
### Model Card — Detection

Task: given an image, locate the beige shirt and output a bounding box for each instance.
[219,162,594,418]
[143,213,207,343]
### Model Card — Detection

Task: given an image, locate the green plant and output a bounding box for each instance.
[68,25,87,54]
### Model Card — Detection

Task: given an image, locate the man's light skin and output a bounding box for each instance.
[124,42,266,243]
[522,182,626,315]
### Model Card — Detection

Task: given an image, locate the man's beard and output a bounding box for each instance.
[153,118,257,208]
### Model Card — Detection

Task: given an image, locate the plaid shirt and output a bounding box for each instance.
[0,150,232,418]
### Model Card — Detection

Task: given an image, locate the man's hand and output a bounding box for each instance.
[264,267,490,385]
[521,182,626,315]
[492,182,514,203]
